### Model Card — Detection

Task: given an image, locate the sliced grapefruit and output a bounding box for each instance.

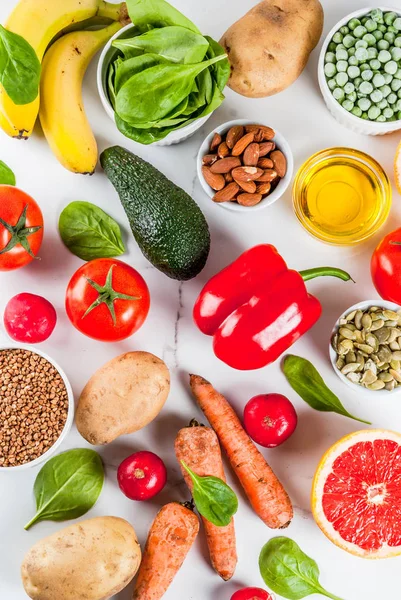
[395,139,401,196]
[312,429,401,559]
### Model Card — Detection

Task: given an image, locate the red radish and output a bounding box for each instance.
[4,293,57,343]
[231,588,272,600]
[118,451,167,501]
[243,394,297,448]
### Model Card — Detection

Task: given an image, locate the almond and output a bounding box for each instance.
[259,141,275,157]
[218,141,230,158]
[234,178,257,193]
[243,142,260,167]
[270,150,287,178]
[202,166,225,191]
[232,166,264,182]
[226,125,244,149]
[245,124,275,140]
[225,172,234,183]
[202,154,218,166]
[210,132,222,152]
[210,156,241,174]
[237,193,263,207]
[256,169,278,183]
[257,158,274,169]
[256,182,271,195]
[231,132,255,156]
[213,182,239,202]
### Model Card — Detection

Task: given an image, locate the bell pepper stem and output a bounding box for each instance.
[299,267,355,283]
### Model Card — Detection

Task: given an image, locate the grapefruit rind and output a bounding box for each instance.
[312,429,401,559]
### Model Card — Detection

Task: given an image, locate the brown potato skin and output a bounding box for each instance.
[76,351,170,445]
[220,0,324,98]
[21,517,141,600]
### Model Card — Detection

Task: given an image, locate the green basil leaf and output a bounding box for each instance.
[283,355,371,425]
[181,460,238,527]
[126,0,201,34]
[24,448,104,530]
[115,54,226,124]
[59,201,125,261]
[0,160,16,185]
[0,25,40,105]
[259,537,345,600]
[205,36,230,92]
[113,26,209,64]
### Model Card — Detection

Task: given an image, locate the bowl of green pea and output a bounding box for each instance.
[318,7,401,135]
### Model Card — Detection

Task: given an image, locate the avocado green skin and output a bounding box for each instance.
[100,146,210,281]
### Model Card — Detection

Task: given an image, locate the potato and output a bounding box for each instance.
[76,351,170,445]
[21,516,141,600]
[220,0,324,98]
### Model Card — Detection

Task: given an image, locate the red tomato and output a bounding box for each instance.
[231,588,272,600]
[371,227,401,304]
[65,258,150,342]
[117,451,167,501]
[4,293,57,343]
[243,394,297,448]
[0,186,43,271]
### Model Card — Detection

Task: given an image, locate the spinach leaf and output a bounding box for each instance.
[205,36,231,92]
[126,0,201,34]
[259,537,345,600]
[113,26,209,64]
[181,460,238,527]
[107,62,117,109]
[115,113,193,144]
[0,25,41,105]
[283,355,370,425]
[0,160,16,185]
[114,53,169,93]
[116,54,226,124]
[24,449,104,530]
[59,201,125,261]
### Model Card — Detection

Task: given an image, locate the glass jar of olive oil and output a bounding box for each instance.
[292,148,392,245]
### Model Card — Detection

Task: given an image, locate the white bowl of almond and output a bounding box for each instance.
[197,119,294,211]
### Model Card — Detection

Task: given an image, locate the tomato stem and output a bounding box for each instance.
[0,205,42,257]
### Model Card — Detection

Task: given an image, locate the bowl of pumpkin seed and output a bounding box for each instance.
[330,300,401,394]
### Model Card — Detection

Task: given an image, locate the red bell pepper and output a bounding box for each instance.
[371,227,401,304]
[193,245,352,370]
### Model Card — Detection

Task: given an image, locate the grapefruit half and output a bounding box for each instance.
[312,429,401,558]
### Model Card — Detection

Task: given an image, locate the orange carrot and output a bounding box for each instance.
[189,374,293,529]
[175,422,237,581]
[133,502,199,600]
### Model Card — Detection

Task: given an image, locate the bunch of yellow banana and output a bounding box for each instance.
[0,0,128,174]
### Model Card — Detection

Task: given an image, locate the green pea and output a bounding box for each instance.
[384,11,398,26]
[391,79,401,91]
[365,18,378,32]
[361,16,368,26]
[360,81,373,94]
[367,47,378,59]
[349,55,359,66]
[373,73,385,87]
[394,17,401,30]
[325,51,335,63]
[347,65,360,78]
[333,87,345,101]
[373,30,384,41]
[399,89,401,98]
[351,106,363,117]
[343,34,356,48]
[342,99,354,111]
[355,39,368,49]
[336,44,346,51]
[397,111,401,119]
[327,78,337,90]
[347,91,357,103]
[388,93,398,104]
[348,47,356,56]
[336,72,349,87]
[361,112,369,119]
[395,69,401,80]
[336,48,349,60]
[368,105,381,119]
[383,73,393,84]
[325,63,337,77]
[370,59,381,70]
[376,114,386,122]
[371,89,383,102]
[388,25,398,33]
[391,47,401,60]
[378,40,390,51]
[348,18,361,31]
[340,25,350,35]
[359,63,370,72]
[361,69,373,81]
[378,49,392,62]
[377,98,388,109]
[378,24,387,33]
[333,32,343,44]
[354,76,363,87]
[395,99,401,111]
[358,97,371,111]
[354,25,367,38]
[389,115,397,121]
[384,32,395,44]
[385,61,398,75]
[328,41,337,52]
[370,9,384,23]
[344,82,355,94]
[380,84,392,98]
[337,60,348,72]
[355,47,368,61]
[395,36,401,47]
[383,107,394,118]
[363,33,376,46]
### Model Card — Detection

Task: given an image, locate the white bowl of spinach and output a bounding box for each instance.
[97,0,230,146]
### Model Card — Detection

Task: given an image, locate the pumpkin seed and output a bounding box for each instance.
[370,306,379,312]
[338,340,354,354]
[361,370,377,385]
[390,359,400,371]
[336,357,345,370]
[331,334,338,352]
[346,310,357,321]
[339,327,356,340]
[341,363,360,375]
[383,310,399,320]
[378,372,394,382]
[390,369,401,383]
[339,318,347,326]
[354,330,365,344]
[388,328,400,344]
[354,343,374,354]
[375,327,390,344]
[385,320,399,328]
[364,359,377,374]
[361,313,372,330]
[392,351,401,361]
[386,380,396,391]
[367,380,385,390]
[370,319,385,331]
[389,341,400,351]
[366,333,378,351]
[345,351,357,364]
[354,310,363,329]
[378,345,392,362]
[347,372,361,383]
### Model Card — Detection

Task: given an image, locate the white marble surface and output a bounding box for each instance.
[1,1,401,598]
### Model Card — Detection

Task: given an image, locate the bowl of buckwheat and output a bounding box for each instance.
[0,345,74,471]
[330,300,401,396]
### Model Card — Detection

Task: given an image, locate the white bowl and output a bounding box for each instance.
[330,300,401,397]
[97,23,213,146]
[318,7,401,136]
[0,344,74,472]
[197,119,294,212]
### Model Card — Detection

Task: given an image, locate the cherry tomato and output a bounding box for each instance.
[371,227,401,304]
[118,451,167,501]
[243,394,297,448]
[4,293,57,343]
[0,186,43,271]
[231,588,272,600]
[65,258,150,342]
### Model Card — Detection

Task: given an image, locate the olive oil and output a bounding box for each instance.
[293,148,391,245]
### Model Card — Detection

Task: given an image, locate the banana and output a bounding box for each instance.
[0,0,125,139]
[39,22,122,174]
